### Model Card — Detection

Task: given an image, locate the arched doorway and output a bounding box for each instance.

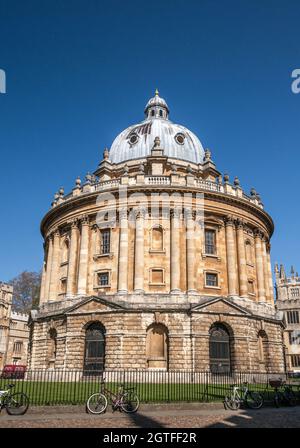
[146,323,168,369]
[209,324,231,373]
[83,322,105,374]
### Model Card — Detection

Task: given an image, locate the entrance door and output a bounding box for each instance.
[83,323,105,374]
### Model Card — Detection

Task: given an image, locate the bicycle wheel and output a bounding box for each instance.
[284,389,297,406]
[224,395,240,410]
[274,393,280,408]
[6,393,29,415]
[245,391,264,409]
[120,392,140,413]
[86,393,108,414]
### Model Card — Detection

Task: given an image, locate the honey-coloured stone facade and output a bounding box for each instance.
[29,92,285,373]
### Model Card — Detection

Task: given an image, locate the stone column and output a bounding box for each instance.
[44,235,53,302]
[236,220,248,297]
[266,243,274,304]
[170,208,181,293]
[261,236,270,302]
[39,260,47,305]
[66,219,79,298]
[134,209,145,293]
[49,229,60,301]
[118,209,128,294]
[186,210,196,293]
[77,216,90,296]
[224,216,238,296]
[254,230,266,302]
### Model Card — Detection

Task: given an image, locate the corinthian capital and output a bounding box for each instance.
[79,214,90,226]
[224,215,235,227]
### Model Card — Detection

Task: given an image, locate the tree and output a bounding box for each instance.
[9,271,41,313]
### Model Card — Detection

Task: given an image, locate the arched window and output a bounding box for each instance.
[47,328,57,368]
[146,323,168,369]
[151,226,164,251]
[159,109,163,117]
[209,324,231,373]
[83,322,105,374]
[257,330,269,369]
[61,238,69,263]
[151,110,155,117]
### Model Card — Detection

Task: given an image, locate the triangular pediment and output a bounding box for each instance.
[191,297,252,316]
[65,295,127,315]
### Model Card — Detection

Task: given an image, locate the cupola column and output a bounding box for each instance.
[49,229,60,301]
[225,216,238,296]
[170,208,181,293]
[77,216,90,296]
[66,219,79,298]
[134,209,145,293]
[254,230,266,302]
[118,209,129,294]
[186,210,196,293]
[236,220,248,297]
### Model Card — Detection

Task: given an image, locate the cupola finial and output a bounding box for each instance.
[155,88,159,96]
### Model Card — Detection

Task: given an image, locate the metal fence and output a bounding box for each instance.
[0,369,299,406]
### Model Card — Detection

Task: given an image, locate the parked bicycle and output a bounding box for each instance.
[269,379,297,407]
[0,384,29,415]
[86,380,140,414]
[224,382,264,410]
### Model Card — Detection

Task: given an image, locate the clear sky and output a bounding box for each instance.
[0,0,300,282]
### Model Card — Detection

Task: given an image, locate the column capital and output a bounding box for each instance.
[119,208,129,220]
[70,218,79,229]
[253,228,264,239]
[135,207,147,219]
[170,207,182,219]
[236,218,245,230]
[79,214,90,226]
[224,215,236,227]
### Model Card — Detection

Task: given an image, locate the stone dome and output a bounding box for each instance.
[108,90,205,165]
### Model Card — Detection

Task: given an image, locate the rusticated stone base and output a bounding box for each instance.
[28,294,285,372]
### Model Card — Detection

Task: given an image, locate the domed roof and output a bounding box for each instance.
[108,91,205,165]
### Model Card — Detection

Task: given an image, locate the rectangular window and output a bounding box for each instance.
[288,331,300,345]
[97,272,109,286]
[60,278,67,294]
[13,341,22,353]
[205,229,216,255]
[287,311,300,324]
[248,280,255,294]
[100,229,111,255]
[291,355,300,367]
[206,273,218,287]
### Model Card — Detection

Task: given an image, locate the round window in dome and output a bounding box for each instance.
[175,133,185,145]
[128,133,139,146]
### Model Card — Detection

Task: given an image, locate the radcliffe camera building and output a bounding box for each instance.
[28,91,285,373]
[275,264,300,372]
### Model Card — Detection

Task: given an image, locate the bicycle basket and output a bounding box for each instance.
[269,379,283,388]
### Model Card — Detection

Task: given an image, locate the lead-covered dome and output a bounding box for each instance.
[108,90,205,164]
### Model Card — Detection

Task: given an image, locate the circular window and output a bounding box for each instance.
[128,133,139,145]
[175,133,185,145]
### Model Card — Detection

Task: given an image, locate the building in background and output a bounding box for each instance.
[0,282,29,368]
[29,91,285,373]
[275,264,300,372]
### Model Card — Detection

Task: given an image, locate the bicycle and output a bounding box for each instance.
[86,380,140,414]
[0,384,29,415]
[269,379,297,407]
[224,382,264,410]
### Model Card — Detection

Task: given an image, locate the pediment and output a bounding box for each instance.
[191,297,252,316]
[65,296,127,315]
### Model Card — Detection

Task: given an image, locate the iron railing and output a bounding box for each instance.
[0,369,299,406]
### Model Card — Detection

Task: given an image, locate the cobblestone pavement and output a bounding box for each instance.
[0,404,300,428]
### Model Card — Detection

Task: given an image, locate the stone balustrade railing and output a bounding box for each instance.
[52,175,263,209]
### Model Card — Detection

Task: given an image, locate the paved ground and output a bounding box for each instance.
[0,403,300,428]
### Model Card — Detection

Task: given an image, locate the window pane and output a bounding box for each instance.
[206,273,218,286]
[101,229,110,254]
[205,230,216,254]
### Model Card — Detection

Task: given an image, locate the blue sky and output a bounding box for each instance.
[0,0,300,281]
